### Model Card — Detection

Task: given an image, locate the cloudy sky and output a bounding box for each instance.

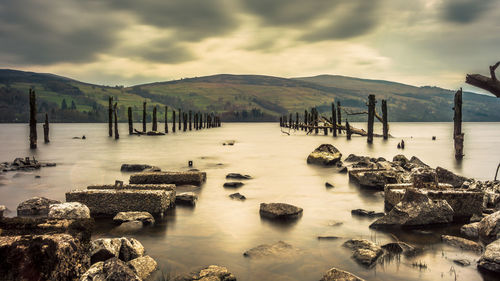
[1,0,499,90]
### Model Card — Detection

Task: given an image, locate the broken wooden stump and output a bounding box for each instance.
[382,100,388,140]
[43,113,49,143]
[332,102,337,137]
[108,96,113,137]
[142,102,147,132]
[128,107,133,135]
[165,106,168,133]
[172,110,176,133]
[113,103,119,140]
[465,61,500,98]
[337,101,342,134]
[29,89,37,149]
[453,89,464,160]
[367,94,376,143]
[152,106,157,131]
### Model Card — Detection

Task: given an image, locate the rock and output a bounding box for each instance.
[226,173,251,179]
[119,238,145,262]
[370,189,454,228]
[229,193,246,200]
[173,265,236,281]
[129,171,206,186]
[328,221,343,227]
[325,182,334,188]
[243,241,299,258]
[48,202,90,219]
[112,221,143,234]
[319,267,365,281]
[349,170,403,190]
[478,238,500,273]
[392,154,409,166]
[460,222,480,239]
[0,205,5,218]
[436,166,469,188]
[409,156,429,167]
[17,197,61,217]
[80,257,141,281]
[223,140,236,146]
[441,235,482,252]
[412,168,438,189]
[223,182,244,188]
[343,239,383,266]
[113,211,155,225]
[307,144,342,166]
[317,236,340,240]
[345,154,370,163]
[146,131,165,136]
[351,209,384,218]
[338,166,348,173]
[175,192,198,206]
[259,203,303,220]
[381,242,416,256]
[478,211,500,244]
[453,259,471,266]
[0,234,89,281]
[120,164,160,172]
[90,238,123,264]
[127,255,157,280]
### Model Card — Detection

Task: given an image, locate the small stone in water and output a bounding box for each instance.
[325,182,334,188]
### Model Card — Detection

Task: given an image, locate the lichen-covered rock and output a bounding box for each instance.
[226,173,251,180]
[243,241,299,258]
[436,166,469,188]
[307,144,342,166]
[17,197,61,217]
[343,239,383,266]
[175,192,198,206]
[344,154,371,163]
[113,212,155,225]
[229,193,246,200]
[441,235,482,252]
[381,241,416,256]
[119,238,145,262]
[411,168,438,189]
[90,238,122,264]
[478,211,500,245]
[461,222,480,239]
[120,164,160,172]
[477,238,500,274]
[48,202,90,219]
[349,170,404,190]
[127,255,157,280]
[259,203,303,220]
[80,257,141,281]
[0,234,89,281]
[370,189,454,228]
[319,267,365,281]
[173,265,236,281]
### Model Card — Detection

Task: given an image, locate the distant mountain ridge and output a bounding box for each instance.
[0,69,499,123]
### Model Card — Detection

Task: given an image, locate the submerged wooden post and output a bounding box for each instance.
[382,100,388,140]
[29,89,37,149]
[114,103,119,139]
[183,113,187,131]
[43,113,49,143]
[367,94,376,143]
[108,96,113,137]
[189,110,192,131]
[454,88,464,160]
[314,108,319,134]
[128,107,133,135]
[142,102,147,132]
[346,120,352,140]
[337,101,342,134]
[152,106,157,131]
[304,110,308,130]
[296,112,299,130]
[172,110,176,133]
[178,109,182,131]
[165,106,168,133]
[332,102,337,137]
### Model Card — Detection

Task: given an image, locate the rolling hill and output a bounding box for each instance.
[1,69,499,123]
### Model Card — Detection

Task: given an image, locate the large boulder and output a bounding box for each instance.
[478,238,500,274]
[90,237,144,264]
[48,202,90,220]
[478,211,500,244]
[17,197,61,217]
[319,267,365,281]
[460,222,480,239]
[119,238,145,262]
[259,203,303,220]
[80,257,141,281]
[370,189,454,228]
[172,265,236,281]
[113,212,155,225]
[175,192,198,206]
[127,255,157,280]
[0,234,89,281]
[343,239,383,266]
[307,144,342,166]
[243,241,299,259]
[436,166,469,188]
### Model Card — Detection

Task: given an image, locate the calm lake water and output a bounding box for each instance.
[1,122,499,281]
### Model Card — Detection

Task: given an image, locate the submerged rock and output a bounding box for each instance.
[307,144,342,166]
[351,209,384,218]
[319,267,365,281]
[173,265,236,281]
[441,235,482,252]
[127,256,157,280]
[226,173,251,179]
[176,192,198,206]
[223,140,236,146]
[17,197,61,217]
[344,154,371,163]
[478,238,500,273]
[80,257,141,281]
[478,211,500,245]
[381,242,416,256]
[370,189,454,228]
[460,222,480,239]
[453,259,471,266]
[223,182,244,188]
[325,182,334,188]
[113,211,155,225]
[259,203,303,220]
[243,241,299,258]
[120,164,160,172]
[343,239,383,266]
[48,202,90,220]
[229,193,246,200]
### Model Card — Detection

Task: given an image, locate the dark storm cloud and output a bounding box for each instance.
[120,38,197,64]
[0,0,123,65]
[442,0,494,23]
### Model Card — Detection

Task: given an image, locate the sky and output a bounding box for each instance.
[1,0,499,90]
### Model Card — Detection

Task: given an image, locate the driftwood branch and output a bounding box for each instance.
[316,115,385,137]
[465,61,500,98]
[343,109,383,123]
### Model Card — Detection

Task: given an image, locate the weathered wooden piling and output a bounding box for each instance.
[454,88,464,160]
[142,102,147,132]
[303,110,308,131]
[29,89,37,149]
[128,107,133,135]
[314,109,319,134]
[367,94,376,143]
[382,100,388,140]
[114,103,119,139]
[337,101,342,134]
[165,106,168,133]
[280,116,283,127]
[178,109,182,131]
[172,110,176,133]
[43,113,49,143]
[152,106,157,131]
[108,96,113,137]
[183,113,187,131]
[296,112,299,129]
[189,110,192,131]
[346,120,352,140]
[195,113,198,130]
[332,102,337,137]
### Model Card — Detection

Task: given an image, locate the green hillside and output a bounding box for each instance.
[1,69,499,123]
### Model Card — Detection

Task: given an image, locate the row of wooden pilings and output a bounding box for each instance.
[108,97,221,139]
[279,95,389,143]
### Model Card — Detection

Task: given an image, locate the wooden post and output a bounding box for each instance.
[29,89,37,149]
[189,110,192,131]
[454,88,464,160]
[332,102,337,137]
[152,106,157,131]
[296,112,299,129]
[195,113,198,130]
[108,96,113,137]
[183,113,187,131]
[346,120,352,140]
[382,100,388,140]
[280,116,283,127]
[314,108,319,134]
[165,106,168,133]
[178,109,182,131]
[367,94,376,143]
[142,102,147,132]
[114,103,119,139]
[43,113,49,143]
[337,101,342,134]
[304,110,307,131]
[128,107,133,135]
[172,110,176,133]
